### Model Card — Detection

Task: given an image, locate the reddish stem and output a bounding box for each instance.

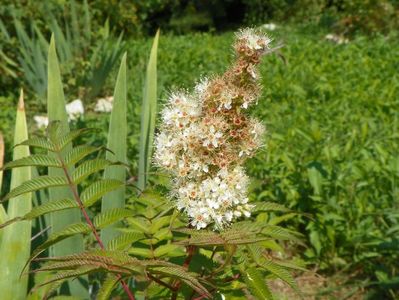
[58,153,135,300]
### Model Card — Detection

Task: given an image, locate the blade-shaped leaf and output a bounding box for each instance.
[0,91,32,300]
[101,53,127,246]
[47,35,86,296]
[81,179,124,207]
[138,30,159,191]
[0,132,6,243]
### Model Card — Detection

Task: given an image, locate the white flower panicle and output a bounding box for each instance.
[154,28,270,230]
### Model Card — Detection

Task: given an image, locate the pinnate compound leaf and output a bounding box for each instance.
[81,179,124,207]
[94,208,133,229]
[107,232,145,250]
[72,159,113,184]
[242,267,274,300]
[2,154,61,170]
[2,176,68,201]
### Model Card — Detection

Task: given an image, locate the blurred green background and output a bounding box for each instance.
[0,0,398,298]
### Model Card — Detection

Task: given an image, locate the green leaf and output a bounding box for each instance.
[154,244,185,258]
[2,176,67,202]
[242,267,274,300]
[138,30,159,191]
[101,53,127,246]
[253,202,290,213]
[81,179,124,207]
[58,128,92,150]
[25,199,77,220]
[16,137,55,151]
[0,132,6,244]
[150,265,211,298]
[97,275,119,300]
[72,158,113,184]
[0,199,77,229]
[307,167,323,195]
[2,154,61,170]
[47,35,86,296]
[63,145,102,166]
[94,208,133,229]
[107,232,144,250]
[0,91,32,300]
[259,260,301,296]
[31,223,91,261]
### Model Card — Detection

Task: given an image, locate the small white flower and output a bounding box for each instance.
[66,99,84,121]
[95,96,113,113]
[34,115,49,129]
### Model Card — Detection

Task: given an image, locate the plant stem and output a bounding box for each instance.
[170,244,196,300]
[57,152,135,300]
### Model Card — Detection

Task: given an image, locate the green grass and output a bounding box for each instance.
[1,25,398,297]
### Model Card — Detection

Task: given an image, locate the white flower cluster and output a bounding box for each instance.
[154,28,270,230]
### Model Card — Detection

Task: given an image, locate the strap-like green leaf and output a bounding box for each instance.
[81,179,124,207]
[2,154,61,170]
[94,208,133,229]
[107,232,144,250]
[138,30,159,191]
[242,267,274,300]
[2,176,68,202]
[63,145,102,166]
[72,158,113,184]
[101,52,127,247]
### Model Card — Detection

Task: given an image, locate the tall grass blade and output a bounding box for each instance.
[0,91,31,300]
[101,53,127,246]
[47,35,87,297]
[0,132,7,245]
[138,30,159,191]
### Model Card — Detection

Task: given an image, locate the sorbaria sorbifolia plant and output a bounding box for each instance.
[1,28,304,300]
[154,29,268,229]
